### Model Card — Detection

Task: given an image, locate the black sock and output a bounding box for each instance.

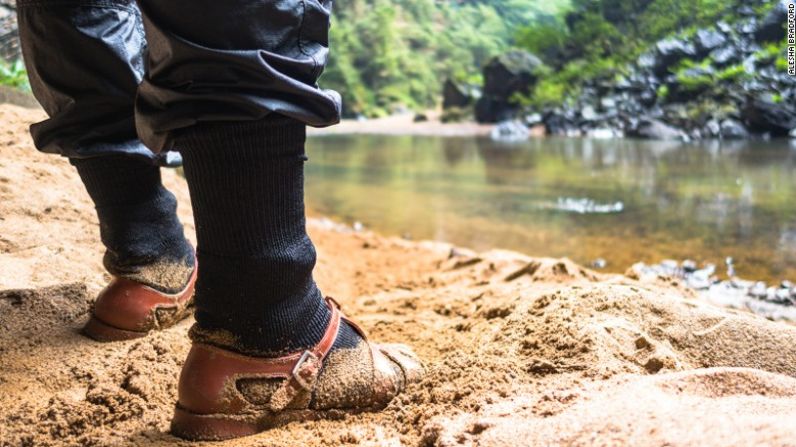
[179,116,359,356]
[71,155,194,293]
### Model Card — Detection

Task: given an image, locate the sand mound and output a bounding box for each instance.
[1,103,795,446]
[424,368,796,447]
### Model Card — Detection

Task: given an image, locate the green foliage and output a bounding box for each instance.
[657,85,669,99]
[513,0,759,109]
[676,73,713,92]
[684,99,737,121]
[0,60,30,91]
[674,58,712,92]
[755,39,789,72]
[322,0,571,117]
[716,64,751,82]
[516,48,623,109]
[514,20,568,57]
[521,78,568,108]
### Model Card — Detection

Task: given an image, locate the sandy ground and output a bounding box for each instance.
[1,103,796,447]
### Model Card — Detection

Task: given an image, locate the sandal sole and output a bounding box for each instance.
[83,299,194,342]
[82,315,150,342]
[171,405,379,441]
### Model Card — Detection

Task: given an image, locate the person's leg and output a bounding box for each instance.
[134,0,341,353]
[133,0,421,439]
[16,0,196,338]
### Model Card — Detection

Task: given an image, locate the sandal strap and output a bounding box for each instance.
[178,297,342,414]
[267,297,342,411]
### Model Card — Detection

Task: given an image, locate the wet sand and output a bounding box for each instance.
[1,104,796,446]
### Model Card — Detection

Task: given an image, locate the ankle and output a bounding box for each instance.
[189,294,363,358]
[103,249,195,294]
[190,285,331,356]
[72,155,194,293]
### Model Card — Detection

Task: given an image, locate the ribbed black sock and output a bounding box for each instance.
[71,155,195,293]
[179,116,359,356]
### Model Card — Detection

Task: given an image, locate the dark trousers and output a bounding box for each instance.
[16,0,342,351]
[16,0,341,160]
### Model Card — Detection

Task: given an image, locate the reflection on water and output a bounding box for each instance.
[305,135,796,282]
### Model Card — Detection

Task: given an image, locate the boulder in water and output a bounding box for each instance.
[490,120,530,142]
[475,50,544,123]
[442,79,480,110]
[704,119,721,138]
[720,119,750,139]
[628,118,685,141]
[743,94,796,136]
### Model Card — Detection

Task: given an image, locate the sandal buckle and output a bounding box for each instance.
[291,350,320,391]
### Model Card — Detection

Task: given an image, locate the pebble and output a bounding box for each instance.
[749,281,768,299]
[681,259,697,273]
[775,288,792,303]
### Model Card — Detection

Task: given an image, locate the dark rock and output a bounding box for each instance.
[639,90,657,107]
[710,46,739,67]
[704,119,721,137]
[543,110,578,136]
[628,118,685,141]
[600,97,618,111]
[738,5,756,16]
[442,79,480,110]
[756,0,794,43]
[580,105,598,121]
[694,29,727,57]
[739,18,758,35]
[743,95,796,136]
[720,119,750,139]
[717,21,733,34]
[413,113,429,122]
[475,98,514,123]
[475,50,544,123]
[652,38,697,76]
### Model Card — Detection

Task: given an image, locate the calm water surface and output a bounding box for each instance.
[305,135,796,283]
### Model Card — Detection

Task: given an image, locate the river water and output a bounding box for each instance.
[305,134,796,283]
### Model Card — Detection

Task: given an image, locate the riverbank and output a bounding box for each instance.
[2,103,796,446]
[308,110,495,137]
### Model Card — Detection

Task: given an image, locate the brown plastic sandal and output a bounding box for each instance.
[83,265,197,342]
[170,297,423,441]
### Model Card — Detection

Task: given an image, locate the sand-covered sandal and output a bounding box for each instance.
[82,265,197,342]
[170,297,423,441]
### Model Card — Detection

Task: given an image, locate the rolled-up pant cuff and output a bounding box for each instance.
[16,0,341,158]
